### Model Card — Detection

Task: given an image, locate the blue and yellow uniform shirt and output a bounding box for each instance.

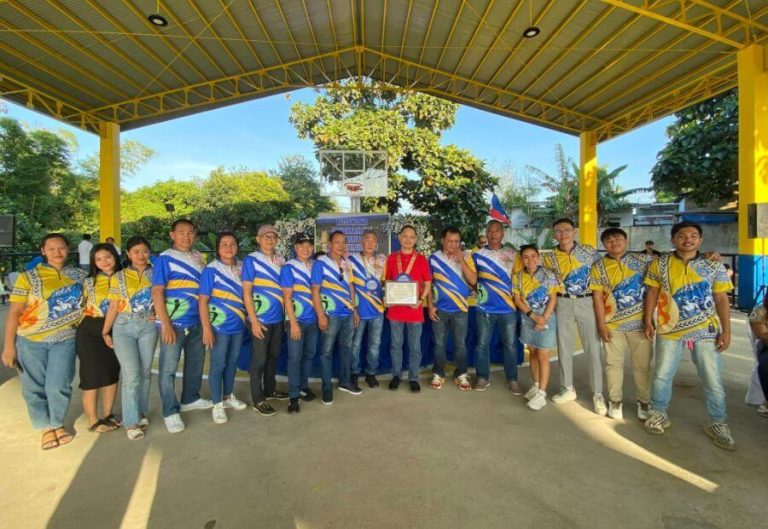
[279,259,317,324]
[200,260,246,335]
[109,266,153,315]
[590,253,651,332]
[542,244,600,296]
[348,253,385,320]
[429,250,471,313]
[83,273,113,319]
[241,251,285,325]
[468,247,517,314]
[644,253,732,341]
[311,254,354,318]
[10,264,86,342]
[512,266,562,315]
[151,249,204,329]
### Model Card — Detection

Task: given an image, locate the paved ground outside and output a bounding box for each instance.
[0,305,766,529]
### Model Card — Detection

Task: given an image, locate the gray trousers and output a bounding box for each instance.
[555,296,603,393]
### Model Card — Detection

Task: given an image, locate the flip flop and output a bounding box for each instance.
[42,430,59,450]
[88,419,118,434]
[126,428,145,441]
[104,414,122,427]
[54,427,74,446]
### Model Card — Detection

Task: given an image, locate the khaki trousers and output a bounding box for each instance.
[603,331,652,403]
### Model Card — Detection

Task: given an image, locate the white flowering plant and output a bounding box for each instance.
[274,218,316,259]
[387,214,435,255]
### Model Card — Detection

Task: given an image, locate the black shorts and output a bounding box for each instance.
[76,316,120,390]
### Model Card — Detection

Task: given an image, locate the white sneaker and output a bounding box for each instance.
[523,383,539,401]
[212,403,228,424]
[637,401,650,421]
[593,394,608,416]
[164,413,185,433]
[180,398,213,412]
[223,395,247,411]
[552,386,577,404]
[608,401,623,421]
[527,390,548,411]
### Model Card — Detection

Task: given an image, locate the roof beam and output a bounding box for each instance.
[597,0,756,48]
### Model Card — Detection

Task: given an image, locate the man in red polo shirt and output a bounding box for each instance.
[385,225,432,392]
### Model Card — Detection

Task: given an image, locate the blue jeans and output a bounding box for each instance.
[651,337,727,423]
[287,321,319,398]
[432,310,468,377]
[320,315,354,391]
[112,314,158,427]
[16,336,77,430]
[351,316,384,375]
[390,321,422,381]
[475,311,519,381]
[158,325,206,417]
[208,331,243,404]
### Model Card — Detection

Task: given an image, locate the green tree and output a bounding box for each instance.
[290,80,496,241]
[121,179,203,222]
[651,89,737,205]
[527,145,646,227]
[78,139,157,181]
[271,155,335,218]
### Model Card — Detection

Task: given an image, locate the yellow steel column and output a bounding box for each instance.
[579,131,598,247]
[737,44,768,308]
[99,122,121,244]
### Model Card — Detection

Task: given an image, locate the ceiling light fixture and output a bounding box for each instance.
[522,26,540,38]
[148,14,168,27]
[522,0,540,38]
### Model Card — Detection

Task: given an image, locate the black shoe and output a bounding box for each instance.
[339,383,363,395]
[410,380,421,393]
[299,388,317,402]
[389,377,401,390]
[252,401,277,416]
[288,398,300,413]
[322,390,334,405]
[365,374,379,388]
[267,390,290,401]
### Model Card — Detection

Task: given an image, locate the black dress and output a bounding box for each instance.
[77,275,120,390]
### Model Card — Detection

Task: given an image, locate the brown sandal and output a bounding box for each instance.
[41,430,59,450]
[88,419,118,434]
[54,427,74,446]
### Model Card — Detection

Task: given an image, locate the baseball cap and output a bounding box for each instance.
[291,231,315,245]
[257,224,278,237]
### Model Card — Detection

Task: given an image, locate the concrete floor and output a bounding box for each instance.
[0,307,766,529]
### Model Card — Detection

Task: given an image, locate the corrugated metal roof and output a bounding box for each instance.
[0,0,765,139]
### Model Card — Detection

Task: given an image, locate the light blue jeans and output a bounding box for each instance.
[390,321,422,381]
[208,331,243,404]
[320,315,354,392]
[112,314,158,427]
[287,321,319,398]
[475,311,519,381]
[651,337,727,423]
[158,325,206,417]
[351,315,384,375]
[16,336,77,430]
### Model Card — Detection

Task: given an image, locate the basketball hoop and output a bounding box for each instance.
[319,150,388,198]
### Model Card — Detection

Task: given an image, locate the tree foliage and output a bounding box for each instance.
[290,80,496,241]
[651,89,737,205]
[271,154,336,218]
[526,144,646,227]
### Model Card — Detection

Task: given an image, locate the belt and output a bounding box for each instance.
[117,311,154,320]
[557,293,592,299]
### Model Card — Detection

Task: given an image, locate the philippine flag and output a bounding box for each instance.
[489,193,511,225]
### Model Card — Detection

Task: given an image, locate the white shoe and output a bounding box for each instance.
[608,401,623,420]
[212,403,228,424]
[224,395,247,411]
[552,386,577,404]
[523,383,539,401]
[593,394,608,416]
[527,390,548,411]
[164,413,185,433]
[637,401,650,421]
[180,398,213,412]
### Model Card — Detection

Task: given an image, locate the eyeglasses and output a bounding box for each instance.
[260,234,277,240]
[553,229,573,235]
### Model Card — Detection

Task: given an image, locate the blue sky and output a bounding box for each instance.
[3,87,671,201]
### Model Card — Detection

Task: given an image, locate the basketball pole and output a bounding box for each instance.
[350,196,361,213]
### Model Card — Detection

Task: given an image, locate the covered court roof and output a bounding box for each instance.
[1,0,767,140]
